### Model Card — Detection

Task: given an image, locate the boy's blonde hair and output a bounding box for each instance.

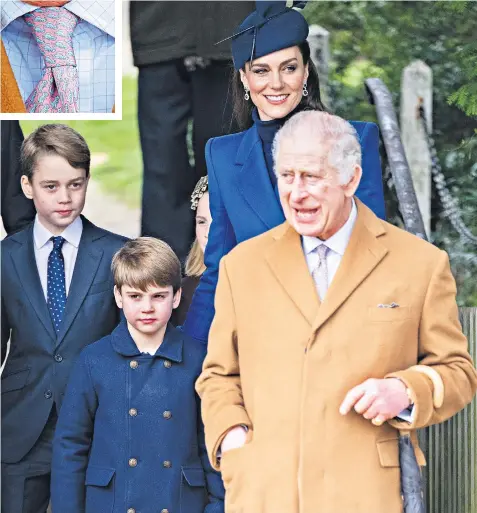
[184,239,206,278]
[112,237,181,293]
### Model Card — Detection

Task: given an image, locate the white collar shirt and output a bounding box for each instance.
[1,0,115,113]
[33,215,83,299]
[302,199,358,294]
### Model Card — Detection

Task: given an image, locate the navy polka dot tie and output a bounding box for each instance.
[47,236,67,333]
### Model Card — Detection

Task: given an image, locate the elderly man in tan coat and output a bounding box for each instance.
[196,111,477,513]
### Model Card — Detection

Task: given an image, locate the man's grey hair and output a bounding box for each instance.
[272,111,362,185]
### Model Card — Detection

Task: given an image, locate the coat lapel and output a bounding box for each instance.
[265,223,320,326]
[56,218,104,346]
[312,200,388,333]
[235,126,285,230]
[10,226,56,341]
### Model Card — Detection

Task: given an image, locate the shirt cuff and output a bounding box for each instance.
[396,404,415,423]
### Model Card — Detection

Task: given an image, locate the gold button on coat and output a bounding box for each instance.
[163,360,172,368]
[127,509,136,513]
[129,408,137,417]
[161,510,169,513]
[128,458,138,467]
[130,360,138,369]
[163,460,172,468]
[163,410,172,419]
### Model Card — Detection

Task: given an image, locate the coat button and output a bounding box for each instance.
[163,410,172,419]
[163,360,172,368]
[54,354,63,362]
[44,390,52,399]
[130,360,138,369]
[127,509,136,513]
[128,458,138,467]
[129,408,138,417]
[161,510,169,513]
[163,460,172,468]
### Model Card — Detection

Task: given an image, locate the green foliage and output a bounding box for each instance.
[304,1,477,305]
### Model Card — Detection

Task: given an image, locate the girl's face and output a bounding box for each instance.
[240,46,309,121]
[196,192,211,253]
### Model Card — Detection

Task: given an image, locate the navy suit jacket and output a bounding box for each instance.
[51,321,224,513]
[183,122,386,343]
[1,216,128,463]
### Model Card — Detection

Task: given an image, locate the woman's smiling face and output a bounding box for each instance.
[240,45,309,121]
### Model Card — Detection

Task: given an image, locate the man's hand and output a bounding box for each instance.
[339,378,411,425]
[221,425,248,454]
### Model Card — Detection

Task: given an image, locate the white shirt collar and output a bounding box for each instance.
[33,215,83,250]
[1,0,115,37]
[302,199,358,257]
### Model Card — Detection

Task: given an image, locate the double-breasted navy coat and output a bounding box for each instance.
[183,121,386,343]
[51,320,224,513]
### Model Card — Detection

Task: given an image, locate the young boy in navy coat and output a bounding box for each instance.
[51,237,225,513]
[1,124,127,513]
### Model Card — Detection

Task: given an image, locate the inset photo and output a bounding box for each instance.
[0,0,119,118]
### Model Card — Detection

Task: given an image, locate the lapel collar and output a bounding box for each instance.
[235,126,284,230]
[111,321,183,363]
[9,225,56,341]
[311,200,388,333]
[265,222,320,326]
[56,217,104,345]
[155,324,184,363]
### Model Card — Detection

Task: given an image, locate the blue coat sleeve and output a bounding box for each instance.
[50,350,98,513]
[183,138,237,344]
[354,122,386,220]
[196,391,225,513]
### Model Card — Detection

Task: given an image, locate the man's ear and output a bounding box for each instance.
[20,175,33,200]
[172,288,182,310]
[344,165,363,198]
[113,285,123,309]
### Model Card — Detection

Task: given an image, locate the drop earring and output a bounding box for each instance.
[302,82,308,97]
[244,86,250,101]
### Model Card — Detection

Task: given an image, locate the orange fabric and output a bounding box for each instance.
[1,39,27,113]
[22,1,70,7]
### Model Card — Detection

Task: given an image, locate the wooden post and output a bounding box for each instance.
[307,25,330,106]
[400,60,433,238]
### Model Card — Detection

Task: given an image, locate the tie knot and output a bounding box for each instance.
[51,236,65,251]
[24,7,79,68]
[316,244,328,262]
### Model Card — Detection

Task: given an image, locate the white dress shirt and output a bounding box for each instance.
[1,0,115,113]
[33,215,83,299]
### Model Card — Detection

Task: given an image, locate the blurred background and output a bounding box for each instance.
[14,0,476,306]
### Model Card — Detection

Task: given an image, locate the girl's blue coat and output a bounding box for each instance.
[183,122,386,342]
[51,321,224,513]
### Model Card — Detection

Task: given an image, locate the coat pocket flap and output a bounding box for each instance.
[377,438,426,468]
[181,466,206,487]
[1,367,30,393]
[85,466,115,487]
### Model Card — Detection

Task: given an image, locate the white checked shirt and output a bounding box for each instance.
[33,215,83,299]
[1,0,115,113]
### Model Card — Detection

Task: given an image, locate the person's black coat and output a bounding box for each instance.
[1,120,35,234]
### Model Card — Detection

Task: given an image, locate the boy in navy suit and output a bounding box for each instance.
[1,124,128,513]
[51,237,224,513]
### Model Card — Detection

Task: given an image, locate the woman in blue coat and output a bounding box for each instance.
[183,1,386,343]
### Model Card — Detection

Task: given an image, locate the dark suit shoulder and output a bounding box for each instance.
[79,333,115,361]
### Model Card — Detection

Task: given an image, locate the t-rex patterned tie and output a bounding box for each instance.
[24,7,80,113]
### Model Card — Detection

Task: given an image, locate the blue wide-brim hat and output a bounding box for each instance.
[225,1,309,71]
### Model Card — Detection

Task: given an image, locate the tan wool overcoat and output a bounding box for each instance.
[196,199,477,513]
